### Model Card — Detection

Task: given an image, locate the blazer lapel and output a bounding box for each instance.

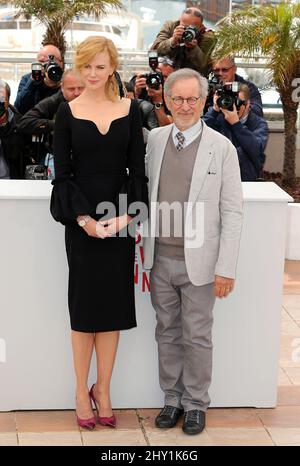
[151,125,173,202]
[187,123,215,207]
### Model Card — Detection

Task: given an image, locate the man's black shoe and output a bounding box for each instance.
[155,405,184,428]
[182,409,205,435]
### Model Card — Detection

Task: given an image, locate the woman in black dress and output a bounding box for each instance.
[50,36,148,429]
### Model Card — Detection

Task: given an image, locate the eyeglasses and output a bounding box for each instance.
[170,96,201,106]
[213,66,234,73]
[158,56,174,67]
[184,8,203,19]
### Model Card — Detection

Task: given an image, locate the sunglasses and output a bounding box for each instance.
[158,57,174,67]
[184,8,203,18]
[213,66,234,73]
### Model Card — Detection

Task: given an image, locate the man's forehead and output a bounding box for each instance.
[63,76,84,86]
[171,78,199,93]
[215,58,234,67]
[180,14,202,26]
[38,47,60,58]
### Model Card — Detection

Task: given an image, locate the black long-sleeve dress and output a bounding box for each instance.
[50,99,148,332]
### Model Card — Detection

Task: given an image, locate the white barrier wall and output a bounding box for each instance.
[0,181,292,410]
[286,204,300,260]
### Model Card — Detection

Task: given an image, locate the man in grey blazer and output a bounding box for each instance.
[143,68,243,435]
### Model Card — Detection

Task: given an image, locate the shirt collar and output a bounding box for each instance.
[239,113,249,125]
[173,119,203,141]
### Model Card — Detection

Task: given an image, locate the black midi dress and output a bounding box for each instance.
[50,99,148,332]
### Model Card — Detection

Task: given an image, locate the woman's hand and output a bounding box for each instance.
[98,214,132,236]
[82,218,109,239]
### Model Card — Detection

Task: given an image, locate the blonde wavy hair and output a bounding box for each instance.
[75,36,119,102]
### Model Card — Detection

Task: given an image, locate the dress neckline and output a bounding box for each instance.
[67,99,132,136]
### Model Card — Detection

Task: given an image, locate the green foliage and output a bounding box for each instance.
[214,2,300,184]
[0,1,123,29]
[0,0,123,57]
[0,1,123,21]
[215,3,300,89]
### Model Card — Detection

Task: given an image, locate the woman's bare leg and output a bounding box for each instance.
[71,330,95,418]
[93,331,120,417]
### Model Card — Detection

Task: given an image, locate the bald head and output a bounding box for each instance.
[37,44,63,68]
[180,7,204,29]
[61,69,85,102]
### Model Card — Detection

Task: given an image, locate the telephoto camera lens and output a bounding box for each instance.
[146,71,162,90]
[44,55,63,82]
[216,82,240,111]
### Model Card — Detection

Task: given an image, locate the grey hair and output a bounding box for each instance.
[213,56,236,66]
[164,68,208,100]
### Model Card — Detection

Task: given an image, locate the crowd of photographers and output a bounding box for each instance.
[0,6,269,182]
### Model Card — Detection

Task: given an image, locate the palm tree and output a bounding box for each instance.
[0,0,123,59]
[214,2,300,186]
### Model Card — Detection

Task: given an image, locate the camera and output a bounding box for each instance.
[203,73,223,113]
[141,50,163,90]
[44,55,63,82]
[181,25,202,43]
[31,55,63,83]
[31,62,44,82]
[145,71,162,90]
[207,72,222,96]
[216,82,245,111]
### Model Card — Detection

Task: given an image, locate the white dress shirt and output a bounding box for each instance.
[172,119,203,149]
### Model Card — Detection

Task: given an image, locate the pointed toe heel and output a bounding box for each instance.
[76,414,96,430]
[98,414,116,428]
[89,384,116,428]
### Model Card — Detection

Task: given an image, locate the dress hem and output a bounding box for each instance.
[70,323,137,333]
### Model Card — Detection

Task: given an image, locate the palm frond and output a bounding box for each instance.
[214,3,300,89]
[215,2,300,184]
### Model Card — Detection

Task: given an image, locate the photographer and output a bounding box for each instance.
[203,84,268,181]
[17,69,85,177]
[14,44,64,115]
[124,82,158,132]
[0,80,25,179]
[210,57,263,117]
[151,7,215,77]
[131,56,175,126]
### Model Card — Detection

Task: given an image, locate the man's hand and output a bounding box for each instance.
[184,39,198,49]
[221,104,239,125]
[147,84,163,103]
[134,74,147,98]
[214,275,235,298]
[171,24,185,46]
[213,93,221,112]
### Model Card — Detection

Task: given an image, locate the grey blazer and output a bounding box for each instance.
[143,121,243,286]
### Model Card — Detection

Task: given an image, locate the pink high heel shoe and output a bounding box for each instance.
[76,394,96,430]
[89,384,116,428]
[76,413,96,430]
